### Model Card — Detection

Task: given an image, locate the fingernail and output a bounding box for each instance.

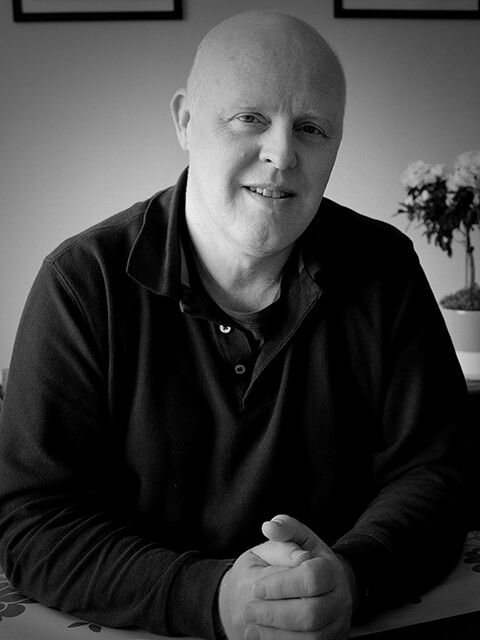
[243,605,257,623]
[253,582,266,599]
[245,626,260,640]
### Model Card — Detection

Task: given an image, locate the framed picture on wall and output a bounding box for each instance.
[334,0,480,18]
[13,0,182,21]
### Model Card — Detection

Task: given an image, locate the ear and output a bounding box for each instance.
[170,89,191,152]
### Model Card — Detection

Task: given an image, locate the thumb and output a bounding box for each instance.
[261,514,330,557]
[251,539,310,568]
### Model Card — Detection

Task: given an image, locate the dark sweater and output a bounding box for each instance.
[0,170,471,638]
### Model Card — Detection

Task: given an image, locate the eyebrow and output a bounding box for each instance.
[221,97,342,128]
[226,104,331,119]
[227,105,263,112]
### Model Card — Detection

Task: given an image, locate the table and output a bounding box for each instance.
[349,530,480,638]
[1,532,480,640]
[358,612,480,639]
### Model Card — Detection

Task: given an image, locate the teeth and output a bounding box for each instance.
[248,187,289,199]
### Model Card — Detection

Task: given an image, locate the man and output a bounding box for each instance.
[0,11,470,640]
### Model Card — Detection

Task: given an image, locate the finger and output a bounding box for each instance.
[243,592,344,632]
[261,515,299,543]
[251,540,310,568]
[262,515,331,557]
[253,557,335,600]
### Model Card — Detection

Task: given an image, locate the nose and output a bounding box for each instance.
[259,123,297,170]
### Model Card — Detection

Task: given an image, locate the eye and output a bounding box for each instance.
[297,123,327,137]
[236,114,263,124]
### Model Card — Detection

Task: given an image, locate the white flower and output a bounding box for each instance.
[401,160,445,189]
[447,150,480,192]
[430,163,446,180]
[454,150,480,176]
[401,160,429,189]
[447,167,476,191]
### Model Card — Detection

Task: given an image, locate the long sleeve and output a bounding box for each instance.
[331,250,471,611]
[0,257,229,639]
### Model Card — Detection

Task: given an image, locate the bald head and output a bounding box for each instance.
[170,10,346,262]
[186,11,346,115]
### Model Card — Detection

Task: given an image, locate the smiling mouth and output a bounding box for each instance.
[247,186,293,199]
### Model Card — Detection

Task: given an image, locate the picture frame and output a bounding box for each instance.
[334,0,480,18]
[13,0,182,22]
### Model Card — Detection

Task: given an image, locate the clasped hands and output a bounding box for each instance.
[218,515,354,640]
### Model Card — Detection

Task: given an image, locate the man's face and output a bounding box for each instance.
[175,44,344,259]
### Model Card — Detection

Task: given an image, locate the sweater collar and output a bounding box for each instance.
[127,167,326,299]
[126,168,189,299]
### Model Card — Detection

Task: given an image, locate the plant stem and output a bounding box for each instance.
[466,228,475,289]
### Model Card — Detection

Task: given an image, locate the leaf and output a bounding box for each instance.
[0,593,31,603]
[0,604,26,617]
[67,620,103,633]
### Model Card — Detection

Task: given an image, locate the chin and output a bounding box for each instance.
[240,234,293,257]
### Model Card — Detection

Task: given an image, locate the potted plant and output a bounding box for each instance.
[397,150,480,379]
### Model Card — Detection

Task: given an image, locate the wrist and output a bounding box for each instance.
[213,566,232,640]
[336,553,359,610]
[212,596,227,639]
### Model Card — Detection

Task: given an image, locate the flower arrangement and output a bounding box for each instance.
[397,150,480,310]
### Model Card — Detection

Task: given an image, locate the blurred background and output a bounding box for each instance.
[1,0,479,367]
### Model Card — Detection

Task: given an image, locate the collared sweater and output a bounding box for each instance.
[0,170,471,639]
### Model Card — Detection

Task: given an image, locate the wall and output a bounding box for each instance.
[1,0,479,366]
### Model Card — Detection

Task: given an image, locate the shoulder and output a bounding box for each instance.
[312,198,416,271]
[47,189,168,265]
[42,186,174,286]
[27,188,174,319]
[318,198,411,249]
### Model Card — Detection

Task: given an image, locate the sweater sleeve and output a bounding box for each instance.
[0,258,229,639]
[332,254,472,612]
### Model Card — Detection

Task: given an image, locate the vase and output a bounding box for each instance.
[441,308,480,380]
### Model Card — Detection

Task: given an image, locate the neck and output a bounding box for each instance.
[194,252,287,313]
[186,222,293,314]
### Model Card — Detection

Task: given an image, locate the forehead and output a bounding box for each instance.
[189,15,345,119]
[209,55,342,117]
